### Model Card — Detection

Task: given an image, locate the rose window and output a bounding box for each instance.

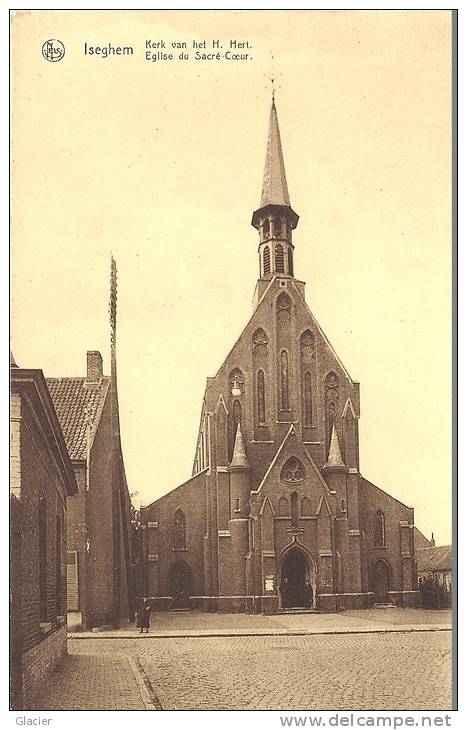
[281,457,304,483]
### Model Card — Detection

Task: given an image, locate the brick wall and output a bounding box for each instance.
[10,392,21,498]
[359,477,417,596]
[86,393,114,627]
[203,278,361,491]
[66,467,87,620]
[22,625,67,709]
[143,471,207,602]
[19,397,67,650]
[83,392,133,627]
[10,386,70,708]
[143,276,417,613]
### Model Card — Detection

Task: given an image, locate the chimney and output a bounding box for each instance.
[86,351,103,384]
[431,532,436,547]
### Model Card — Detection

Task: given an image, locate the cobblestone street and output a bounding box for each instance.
[31,623,452,711]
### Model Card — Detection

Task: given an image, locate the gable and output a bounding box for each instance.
[251,426,333,515]
[209,276,356,392]
[191,273,361,488]
[144,468,208,513]
[46,376,110,461]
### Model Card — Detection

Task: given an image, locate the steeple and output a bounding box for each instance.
[251,96,299,280]
[260,98,290,208]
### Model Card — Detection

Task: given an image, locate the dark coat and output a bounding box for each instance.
[137,600,152,628]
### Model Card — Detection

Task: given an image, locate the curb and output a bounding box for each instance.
[127,656,162,710]
[68,625,451,640]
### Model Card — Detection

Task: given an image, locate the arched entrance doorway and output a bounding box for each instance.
[169,561,192,609]
[279,546,317,609]
[371,560,391,603]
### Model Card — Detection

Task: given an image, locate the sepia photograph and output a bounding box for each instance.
[9,8,455,717]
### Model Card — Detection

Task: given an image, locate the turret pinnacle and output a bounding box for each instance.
[323,424,347,471]
[260,98,290,208]
[229,424,250,471]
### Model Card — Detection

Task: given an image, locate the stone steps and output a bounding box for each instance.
[278,608,319,615]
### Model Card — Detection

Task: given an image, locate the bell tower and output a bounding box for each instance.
[251,96,299,280]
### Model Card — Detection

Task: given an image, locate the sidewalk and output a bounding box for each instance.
[30,654,156,710]
[69,607,452,639]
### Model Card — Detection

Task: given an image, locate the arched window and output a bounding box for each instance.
[291,492,299,527]
[274,217,282,237]
[288,248,294,276]
[276,293,291,314]
[275,244,285,273]
[263,218,270,238]
[263,246,271,275]
[233,399,242,428]
[303,371,312,426]
[301,496,312,517]
[229,368,244,397]
[257,370,266,424]
[280,350,289,410]
[374,510,386,547]
[324,371,339,452]
[174,510,186,551]
[228,372,244,458]
[39,497,47,622]
[300,331,314,430]
[278,496,289,517]
[252,328,269,352]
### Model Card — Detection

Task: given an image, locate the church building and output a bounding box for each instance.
[141,99,419,613]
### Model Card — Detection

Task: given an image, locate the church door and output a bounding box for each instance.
[169,561,192,609]
[280,547,309,608]
[372,560,390,603]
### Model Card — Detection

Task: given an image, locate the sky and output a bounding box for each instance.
[11,10,452,544]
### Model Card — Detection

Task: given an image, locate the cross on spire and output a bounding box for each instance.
[267,52,282,101]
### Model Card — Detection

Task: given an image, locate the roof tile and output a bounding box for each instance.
[46,377,110,461]
[416,545,452,573]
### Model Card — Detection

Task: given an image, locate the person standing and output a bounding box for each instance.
[137,597,152,633]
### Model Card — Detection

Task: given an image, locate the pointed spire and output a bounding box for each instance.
[10,350,18,368]
[229,424,250,471]
[251,96,299,276]
[260,97,290,208]
[324,423,347,470]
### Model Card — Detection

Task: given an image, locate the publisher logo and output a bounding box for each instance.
[42,39,65,62]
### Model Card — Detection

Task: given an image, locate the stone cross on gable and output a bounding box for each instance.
[286,526,304,542]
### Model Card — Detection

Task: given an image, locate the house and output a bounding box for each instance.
[10,358,78,709]
[417,545,452,590]
[46,350,133,629]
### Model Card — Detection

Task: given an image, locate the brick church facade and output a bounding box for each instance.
[141,99,419,613]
